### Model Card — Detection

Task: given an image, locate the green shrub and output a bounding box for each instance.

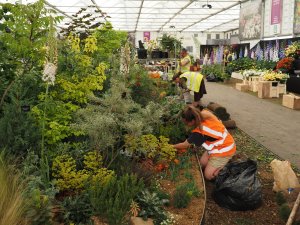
[61,193,93,225]
[89,174,144,225]
[279,203,291,222]
[255,60,277,70]
[173,185,192,208]
[225,57,256,74]
[275,191,286,206]
[137,189,169,225]
[158,120,186,144]
[201,64,229,81]
[22,151,57,225]
[128,64,160,107]
[173,181,201,208]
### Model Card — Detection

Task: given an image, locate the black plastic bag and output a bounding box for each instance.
[212,159,262,211]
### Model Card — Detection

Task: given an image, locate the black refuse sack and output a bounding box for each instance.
[212,159,262,211]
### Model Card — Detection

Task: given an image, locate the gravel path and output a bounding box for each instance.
[202,81,300,169]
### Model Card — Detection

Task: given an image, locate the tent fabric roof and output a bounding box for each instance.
[1,0,245,33]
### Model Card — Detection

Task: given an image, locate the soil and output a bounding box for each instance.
[159,155,205,225]
[159,128,300,225]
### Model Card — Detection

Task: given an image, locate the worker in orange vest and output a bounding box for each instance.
[173,106,236,180]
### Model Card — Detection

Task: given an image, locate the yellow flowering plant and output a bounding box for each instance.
[284,41,300,58]
[262,70,289,81]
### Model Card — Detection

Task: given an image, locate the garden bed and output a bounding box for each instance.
[147,126,300,225]
[204,128,300,225]
[159,154,205,225]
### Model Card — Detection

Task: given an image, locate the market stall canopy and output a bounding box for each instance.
[0,0,247,32]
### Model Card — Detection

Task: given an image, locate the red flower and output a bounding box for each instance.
[276,57,294,70]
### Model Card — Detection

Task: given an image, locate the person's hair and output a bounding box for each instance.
[181,105,203,126]
[181,48,187,53]
[172,72,182,81]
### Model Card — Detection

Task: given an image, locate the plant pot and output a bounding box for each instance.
[137,49,147,59]
[293,58,300,71]
[151,50,161,59]
[162,51,168,58]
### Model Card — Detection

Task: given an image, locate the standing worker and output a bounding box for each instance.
[177,48,191,74]
[172,106,236,180]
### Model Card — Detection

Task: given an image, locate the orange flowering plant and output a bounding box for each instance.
[276,57,294,71]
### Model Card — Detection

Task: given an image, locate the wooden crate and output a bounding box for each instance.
[236,83,249,91]
[248,76,262,92]
[282,94,300,110]
[258,81,280,98]
[278,83,287,95]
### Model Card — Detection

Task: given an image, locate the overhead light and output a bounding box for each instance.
[202,4,212,8]
[202,0,212,9]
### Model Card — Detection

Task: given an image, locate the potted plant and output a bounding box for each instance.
[276,57,294,74]
[284,41,300,71]
[159,34,182,58]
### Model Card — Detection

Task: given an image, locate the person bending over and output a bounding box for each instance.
[173,106,236,180]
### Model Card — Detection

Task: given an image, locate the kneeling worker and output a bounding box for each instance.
[178,69,207,107]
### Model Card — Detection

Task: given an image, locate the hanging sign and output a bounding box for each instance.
[239,0,262,40]
[271,0,282,25]
[143,32,150,42]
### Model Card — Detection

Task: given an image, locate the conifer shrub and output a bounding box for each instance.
[60,193,92,225]
[173,185,192,208]
[279,203,291,222]
[89,174,144,225]
[173,182,201,208]
[275,191,287,206]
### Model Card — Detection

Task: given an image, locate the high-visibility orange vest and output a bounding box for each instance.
[192,118,236,158]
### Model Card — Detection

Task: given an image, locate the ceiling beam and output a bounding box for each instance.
[223,27,240,33]
[157,0,198,32]
[180,0,248,32]
[134,0,145,32]
[202,18,239,32]
[44,1,73,19]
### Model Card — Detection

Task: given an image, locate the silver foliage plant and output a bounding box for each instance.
[74,77,164,156]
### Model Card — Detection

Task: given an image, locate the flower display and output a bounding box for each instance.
[242,69,264,78]
[262,70,289,81]
[276,57,294,71]
[284,41,300,58]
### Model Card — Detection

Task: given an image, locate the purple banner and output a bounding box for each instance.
[271,0,282,25]
[143,32,150,42]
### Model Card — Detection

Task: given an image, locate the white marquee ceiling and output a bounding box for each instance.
[0,0,247,33]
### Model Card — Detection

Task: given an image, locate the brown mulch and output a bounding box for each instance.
[159,155,205,225]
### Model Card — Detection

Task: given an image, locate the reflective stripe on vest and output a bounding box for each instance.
[192,119,236,157]
[180,72,203,92]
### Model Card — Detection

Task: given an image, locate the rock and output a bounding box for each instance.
[130,217,154,225]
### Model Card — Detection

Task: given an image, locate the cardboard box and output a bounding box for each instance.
[282,94,300,110]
